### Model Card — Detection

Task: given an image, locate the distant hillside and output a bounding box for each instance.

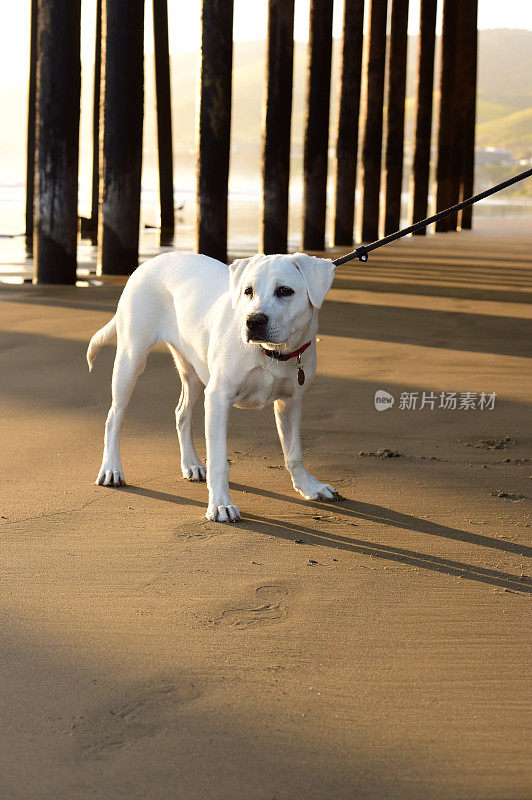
[1,28,531,191]
[476,28,532,113]
[476,107,532,153]
[145,28,532,154]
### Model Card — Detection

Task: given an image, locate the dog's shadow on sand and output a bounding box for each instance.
[121,483,531,594]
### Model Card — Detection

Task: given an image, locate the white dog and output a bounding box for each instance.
[87,251,338,522]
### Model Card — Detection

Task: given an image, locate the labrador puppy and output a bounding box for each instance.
[87,251,337,521]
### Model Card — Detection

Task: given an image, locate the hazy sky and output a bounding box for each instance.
[1,0,531,91]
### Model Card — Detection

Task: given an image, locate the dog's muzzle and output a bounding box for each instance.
[246,312,269,341]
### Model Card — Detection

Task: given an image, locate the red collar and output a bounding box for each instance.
[259,340,312,362]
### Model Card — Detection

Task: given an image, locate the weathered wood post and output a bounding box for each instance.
[459,0,478,229]
[302,0,334,252]
[91,0,102,232]
[80,0,101,238]
[98,0,145,275]
[383,0,409,235]
[196,0,234,263]
[25,0,38,250]
[153,0,175,237]
[435,0,459,232]
[33,0,81,284]
[261,0,295,255]
[445,0,469,230]
[410,0,437,233]
[333,0,365,247]
[360,0,388,242]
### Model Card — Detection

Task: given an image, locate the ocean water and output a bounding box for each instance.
[0,181,267,283]
[2,179,531,283]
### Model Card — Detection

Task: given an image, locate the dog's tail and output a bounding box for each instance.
[86,316,117,372]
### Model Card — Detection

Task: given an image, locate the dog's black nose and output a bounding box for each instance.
[246,313,268,331]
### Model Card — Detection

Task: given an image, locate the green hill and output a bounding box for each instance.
[476,107,532,156]
[1,28,532,190]
[149,28,532,151]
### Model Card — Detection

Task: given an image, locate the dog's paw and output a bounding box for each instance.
[182,463,207,482]
[294,477,339,501]
[96,466,126,487]
[205,502,241,523]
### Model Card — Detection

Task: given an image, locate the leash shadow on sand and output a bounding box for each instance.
[238,512,531,594]
[121,484,531,594]
[230,483,531,558]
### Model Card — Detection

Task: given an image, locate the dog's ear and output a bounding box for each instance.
[292,253,335,309]
[228,257,252,308]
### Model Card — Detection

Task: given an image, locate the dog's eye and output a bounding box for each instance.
[244,286,253,297]
[275,286,294,298]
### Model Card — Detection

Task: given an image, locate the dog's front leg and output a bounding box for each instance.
[274,397,337,501]
[204,386,241,522]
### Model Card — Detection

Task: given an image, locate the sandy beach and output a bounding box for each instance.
[0,220,530,799]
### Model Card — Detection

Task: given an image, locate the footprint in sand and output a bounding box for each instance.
[174,522,227,541]
[74,680,199,758]
[210,585,289,629]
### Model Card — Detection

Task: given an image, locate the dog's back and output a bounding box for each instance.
[87,252,231,376]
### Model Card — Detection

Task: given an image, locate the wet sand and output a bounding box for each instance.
[0,221,530,799]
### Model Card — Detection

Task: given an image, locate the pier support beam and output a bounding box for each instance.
[261,0,295,255]
[302,0,334,252]
[153,0,175,237]
[25,0,38,250]
[33,0,81,284]
[98,0,145,275]
[333,0,365,247]
[410,0,437,232]
[459,0,478,229]
[360,0,388,242]
[196,0,234,263]
[91,0,102,231]
[435,0,460,232]
[80,0,101,239]
[91,0,102,232]
[446,0,468,230]
[383,0,409,235]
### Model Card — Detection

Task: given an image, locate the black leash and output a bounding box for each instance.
[332,167,532,267]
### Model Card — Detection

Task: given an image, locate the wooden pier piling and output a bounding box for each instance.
[25,0,38,250]
[25,0,480,280]
[153,0,175,237]
[333,0,365,247]
[196,0,234,264]
[261,0,295,255]
[79,0,101,239]
[360,0,388,242]
[383,0,409,235]
[459,0,478,230]
[410,0,437,233]
[302,0,334,252]
[33,0,81,284]
[445,0,469,230]
[98,0,145,275]
[90,0,102,235]
[435,0,459,232]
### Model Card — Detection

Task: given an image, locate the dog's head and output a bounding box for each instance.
[228,253,335,348]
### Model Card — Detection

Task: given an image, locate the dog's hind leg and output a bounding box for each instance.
[96,344,150,487]
[168,347,206,481]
